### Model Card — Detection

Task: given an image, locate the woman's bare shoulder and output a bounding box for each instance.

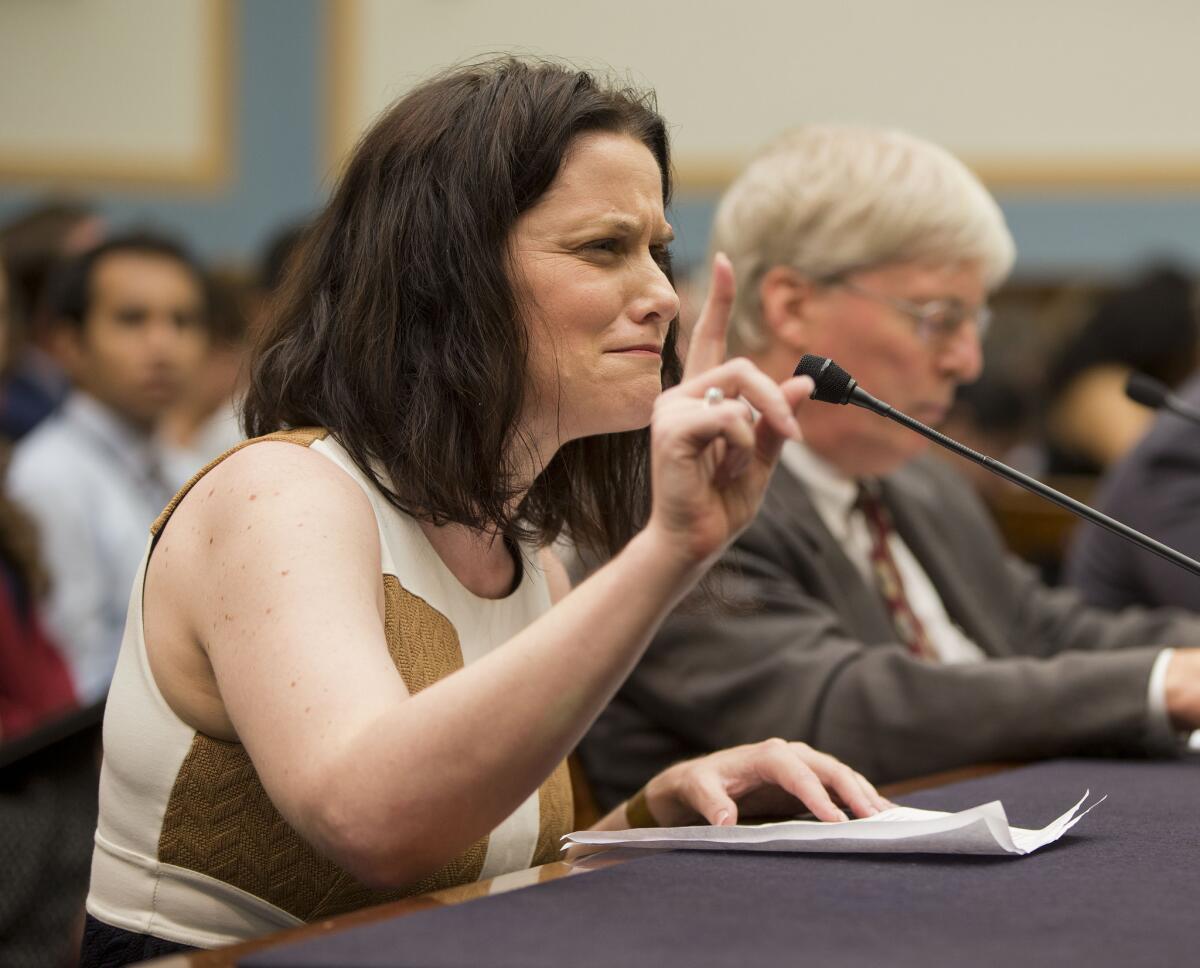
[146,441,387,739]
[196,441,371,518]
[162,439,382,574]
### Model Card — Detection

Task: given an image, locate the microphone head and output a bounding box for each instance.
[1126,371,1170,410]
[795,354,857,405]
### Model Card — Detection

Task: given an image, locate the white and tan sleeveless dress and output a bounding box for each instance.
[85,429,573,949]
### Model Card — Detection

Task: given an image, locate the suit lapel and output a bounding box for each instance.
[881,470,1013,657]
[765,467,899,644]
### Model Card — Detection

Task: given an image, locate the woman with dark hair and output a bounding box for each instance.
[83,58,887,962]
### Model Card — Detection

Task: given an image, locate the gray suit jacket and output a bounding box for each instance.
[581,456,1200,807]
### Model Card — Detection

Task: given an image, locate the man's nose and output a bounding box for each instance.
[146,316,185,357]
[935,322,984,384]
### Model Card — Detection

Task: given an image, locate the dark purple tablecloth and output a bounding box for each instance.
[243,757,1200,968]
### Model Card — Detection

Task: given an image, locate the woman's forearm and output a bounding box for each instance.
[320,524,702,885]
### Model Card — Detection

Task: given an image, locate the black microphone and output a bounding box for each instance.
[794,354,1200,579]
[1125,372,1200,428]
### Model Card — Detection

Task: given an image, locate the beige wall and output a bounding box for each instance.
[0,0,232,187]
[331,0,1200,187]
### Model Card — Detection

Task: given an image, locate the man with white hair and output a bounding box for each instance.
[581,125,1200,803]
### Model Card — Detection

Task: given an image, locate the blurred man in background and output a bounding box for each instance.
[8,231,208,701]
[581,125,1200,805]
[159,270,249,478]
[159,219,310,478]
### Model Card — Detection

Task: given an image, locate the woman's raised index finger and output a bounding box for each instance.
[682,252,735,380]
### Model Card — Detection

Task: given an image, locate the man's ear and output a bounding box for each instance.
[759,266,818,352]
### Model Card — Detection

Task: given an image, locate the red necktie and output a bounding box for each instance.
[855,484,938,661]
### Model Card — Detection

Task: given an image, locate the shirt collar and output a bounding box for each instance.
[62,391,162,476]
[779,439,860,523]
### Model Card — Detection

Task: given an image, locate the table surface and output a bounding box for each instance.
[143,763,1011,968]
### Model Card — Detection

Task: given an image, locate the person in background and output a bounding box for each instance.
[8,232,209,702]
[0,246,76,740]
[0,243,94,968]
[1066,359,1200,612]
[580,125,1200,805]
[158,221,314,479]
[0,200,106,441]
[1042,265,1199,476]
[159,271,251,476]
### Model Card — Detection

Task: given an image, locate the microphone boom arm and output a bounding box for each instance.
[847,386,1200,579]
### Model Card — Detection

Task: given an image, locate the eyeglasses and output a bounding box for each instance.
[831,278,992,345]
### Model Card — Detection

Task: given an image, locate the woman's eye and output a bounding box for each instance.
[585,238,621,254]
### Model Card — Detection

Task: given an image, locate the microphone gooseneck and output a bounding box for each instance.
[1125,372,1170,410]
[794,354,1200,579]
[1125,371,1200,428]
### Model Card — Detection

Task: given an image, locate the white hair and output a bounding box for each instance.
[712,124,1017,355]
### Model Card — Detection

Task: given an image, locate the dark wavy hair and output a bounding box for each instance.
[243,58,681,557]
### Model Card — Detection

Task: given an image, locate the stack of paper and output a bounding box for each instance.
[563,791,1104,858]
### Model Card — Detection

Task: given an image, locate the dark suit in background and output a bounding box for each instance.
[581,457,1200,807]
[1067,374,1200,611]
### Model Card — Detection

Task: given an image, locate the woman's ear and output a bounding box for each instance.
[758,266,816,352]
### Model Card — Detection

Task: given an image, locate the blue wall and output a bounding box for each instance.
[3,0,1199,278]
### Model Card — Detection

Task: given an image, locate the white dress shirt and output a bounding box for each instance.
[778,441,1175,742]
[9,393,184,702]
[161,398,245,486]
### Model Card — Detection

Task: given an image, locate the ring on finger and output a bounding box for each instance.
[703,386,725,408]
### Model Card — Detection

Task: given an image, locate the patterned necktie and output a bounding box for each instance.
[854,483,938,661]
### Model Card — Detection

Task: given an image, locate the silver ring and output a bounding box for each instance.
[703,386,725,408]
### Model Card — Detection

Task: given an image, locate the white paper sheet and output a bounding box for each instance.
[563,791,1105,858]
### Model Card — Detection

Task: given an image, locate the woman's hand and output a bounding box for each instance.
[639,738,892,827]
[646,253,814,567]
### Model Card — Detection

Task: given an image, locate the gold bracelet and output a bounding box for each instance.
[625,787,659,828]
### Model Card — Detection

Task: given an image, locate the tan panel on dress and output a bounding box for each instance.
[158,735,409,920]
[382,575,468,693]
[531,759,574,866]
[382,576,573,870]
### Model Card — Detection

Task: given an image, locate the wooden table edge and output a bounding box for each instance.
[143,762,1017,967]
